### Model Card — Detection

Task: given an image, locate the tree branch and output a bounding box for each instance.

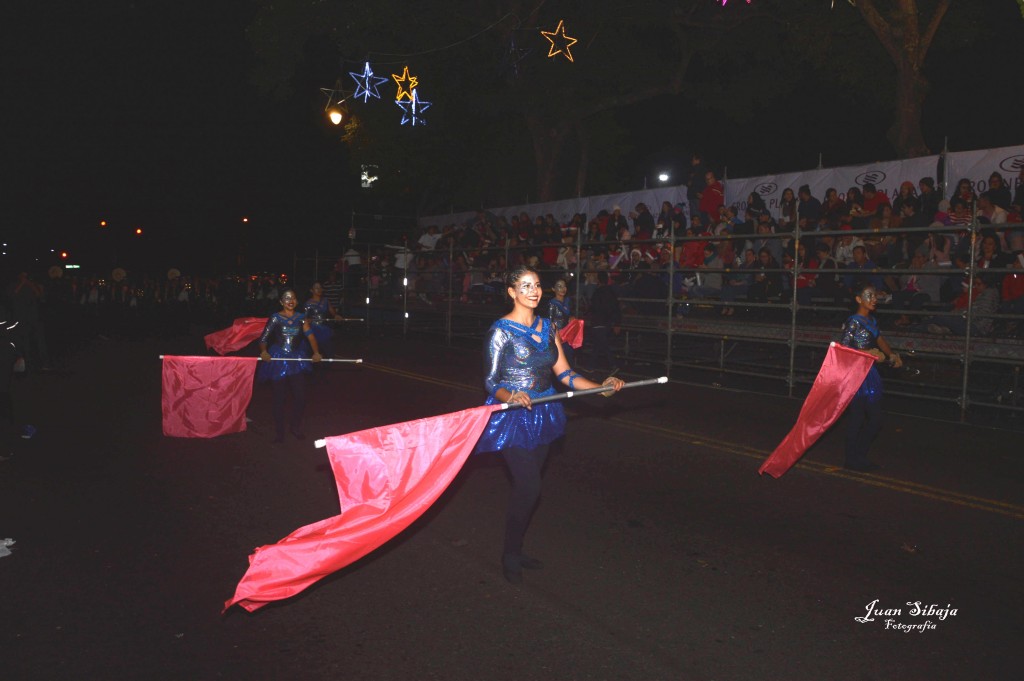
[856,0,901,63]
[918,0,952,66]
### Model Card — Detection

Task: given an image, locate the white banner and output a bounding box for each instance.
[828,156,941,203]
[946,144,1024,196]
[725,168,834,220]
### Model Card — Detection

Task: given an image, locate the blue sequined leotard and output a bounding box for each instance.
[303,297,333,348]
[548,298,571,331]
[475,316,566,453]
[256,312,312,381]
[840,314,882,402]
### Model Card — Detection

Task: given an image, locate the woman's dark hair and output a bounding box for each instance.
[850,280,875,300]
[505,265,538,288]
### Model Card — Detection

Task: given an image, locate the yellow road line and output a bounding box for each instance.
[362,363,1024,521]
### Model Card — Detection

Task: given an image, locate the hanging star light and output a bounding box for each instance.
[391,66,419,102]
[349,61,389,103]
[540,19,578,63]
[395,89,431,126]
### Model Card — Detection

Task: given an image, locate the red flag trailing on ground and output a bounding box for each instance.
[224,404,500,612]
[161,356,258,438]
[759,343,875,478]
[204,317,267,355]
[559,318,585,349]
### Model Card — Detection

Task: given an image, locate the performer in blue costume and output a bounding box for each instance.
[303,282,342,359]
[258,290,322,443]
[546,277,576,366]
[477,265,624,584]
[839,282,902,471]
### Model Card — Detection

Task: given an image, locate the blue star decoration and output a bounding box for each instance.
[395,89,431,126]
[349,61,389,102]
[540,19,578,63]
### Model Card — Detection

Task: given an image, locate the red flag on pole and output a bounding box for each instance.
[161,356,258,438]
[758,343,876,478]
[224,404,501,612]
[559,318,585,349]
[204,317,267,355]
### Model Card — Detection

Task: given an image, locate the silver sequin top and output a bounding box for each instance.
[483,317,558,398]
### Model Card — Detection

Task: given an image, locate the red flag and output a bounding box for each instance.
[759,343,875,478]
[204,317,267,355]
[559,318,585,349]
[224,404,501,612]
[161,356,258,438]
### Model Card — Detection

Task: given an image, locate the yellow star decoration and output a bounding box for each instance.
[392,66,419,102]
[540,19,578,62]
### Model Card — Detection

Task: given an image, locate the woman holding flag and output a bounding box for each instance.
[303,282,342,359]
[547,277,576,365]
[477,265,624,584]
[258,289,321,443]
[840,282,902,471]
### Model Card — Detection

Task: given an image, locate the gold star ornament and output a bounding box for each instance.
[392,66,419,102]
[540,19,578,62]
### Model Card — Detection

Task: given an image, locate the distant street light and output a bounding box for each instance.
[135,228,143,235]
[327,107,344,125]
[658,172,671,183]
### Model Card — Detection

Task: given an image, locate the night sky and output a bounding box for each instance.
[5,1,1022,276]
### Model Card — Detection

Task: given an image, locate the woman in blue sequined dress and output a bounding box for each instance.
[477,265,624,584]
[258,290,322,443]
[547,277,575,366]
[303,282,342,359]
[839,282,902,471]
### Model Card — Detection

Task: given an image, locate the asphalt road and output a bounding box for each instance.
[2,330,1021,681]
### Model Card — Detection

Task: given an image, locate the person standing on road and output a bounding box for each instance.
[303,282,342,359]
[547,278,576,366]
[476,265,623,584]
[257,290,321,443]
[839,282,902,472]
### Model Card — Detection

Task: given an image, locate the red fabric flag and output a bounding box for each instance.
[161,356,258,438]
[759,343,876,478]
[204,317,267,355]
[224,404,501,612]
[559,318,585,349]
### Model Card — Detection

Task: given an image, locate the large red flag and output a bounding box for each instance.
[759,343,876,478]
[559,318,585,349]
[204,317,267,355]
[161,356,258,438]
[224,403,501,612]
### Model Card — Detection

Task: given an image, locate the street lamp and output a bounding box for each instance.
[658,172,671,183]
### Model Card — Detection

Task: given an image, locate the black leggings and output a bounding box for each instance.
[845,395,882,468]
[271,372,308,436]
[501,444,550,558]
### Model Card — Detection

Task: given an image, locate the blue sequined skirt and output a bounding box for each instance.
[256,345,312,382]
[855,366,883,403]
[474,386,566,453]
[308,323,333,347]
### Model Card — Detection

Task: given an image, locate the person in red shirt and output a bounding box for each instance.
[861,183,891,215]
[699,170,725,223]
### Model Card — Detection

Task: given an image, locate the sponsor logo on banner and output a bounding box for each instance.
[855,170,887,186]
[756,182,778,196]
[999,155,1024,173]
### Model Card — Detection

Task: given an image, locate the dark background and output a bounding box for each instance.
[4,0,1022,276]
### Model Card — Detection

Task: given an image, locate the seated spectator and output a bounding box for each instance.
[845,186,865,217]
[1000,251,1024,318]
[749,248,783,305]
[746,191,768,218]
[925,278,999,336]
[834,227,865,266]
[788,240,819,308]
[867,204,900,264]
[862,182,891,215]
[813,241,845,305]
[822,187,845,223]
[688,243,724,299]
[608,205,631,237]
[952,178,976,206]
[977,232,1012,289]
[892,181,918,215]
[721,248,757,316]
[656,201,675,238]
[976,191,1008,227]
[843,245,886,294]
[987,172,1012,211]
[777,187,797,231]
[892,252,943,326]
[797,185,821,232]
[1012,167,1024,216]
[918,177,940,222]
[631,202,655,241]
[752,218,784,266]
